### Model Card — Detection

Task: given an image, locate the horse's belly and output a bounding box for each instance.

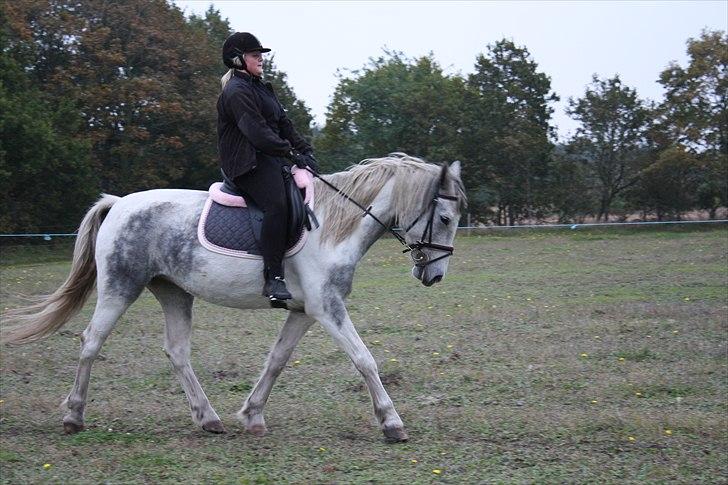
[165,251,272,309]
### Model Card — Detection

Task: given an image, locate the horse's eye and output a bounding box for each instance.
[440,216,451,226]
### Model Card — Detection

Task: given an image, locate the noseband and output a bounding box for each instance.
[306,166,459,268]
[402,193,459,267]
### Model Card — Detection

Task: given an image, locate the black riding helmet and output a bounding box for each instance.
[222,32,271,69]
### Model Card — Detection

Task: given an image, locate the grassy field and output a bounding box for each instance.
[1,227,726,484]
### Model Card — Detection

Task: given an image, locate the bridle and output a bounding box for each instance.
[402,193,459,267]
[306,166,459,268]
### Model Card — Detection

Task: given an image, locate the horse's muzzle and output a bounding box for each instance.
[423,274,443,287]
[412,265,443,286]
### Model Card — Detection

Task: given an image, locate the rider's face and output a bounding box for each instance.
[244,51,264,76]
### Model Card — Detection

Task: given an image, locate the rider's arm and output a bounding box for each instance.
[278,112,312,155]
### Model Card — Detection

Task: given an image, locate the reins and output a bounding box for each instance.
[305,166,457,267]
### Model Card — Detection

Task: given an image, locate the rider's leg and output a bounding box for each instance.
[233,157,291,301]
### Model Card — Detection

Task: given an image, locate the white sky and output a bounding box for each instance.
[174,0,727,140]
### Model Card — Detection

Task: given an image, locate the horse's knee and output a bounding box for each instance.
[163,346,190,369]
[354,352,378,376]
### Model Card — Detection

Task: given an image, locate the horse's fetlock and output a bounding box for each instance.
[65,397,85,412]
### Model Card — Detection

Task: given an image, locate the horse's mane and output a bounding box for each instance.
[314,153,466,245]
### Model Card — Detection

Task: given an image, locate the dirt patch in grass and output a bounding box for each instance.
[1,227,726,483]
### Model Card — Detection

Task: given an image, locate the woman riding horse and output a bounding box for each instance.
[218,32,317,304]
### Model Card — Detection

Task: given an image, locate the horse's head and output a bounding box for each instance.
[406,161,465,286]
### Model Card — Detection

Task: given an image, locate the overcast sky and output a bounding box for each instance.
[174,0,726,140]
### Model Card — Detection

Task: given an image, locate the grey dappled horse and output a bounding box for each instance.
[2,154,466,442]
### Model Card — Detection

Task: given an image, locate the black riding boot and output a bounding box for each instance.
[263,267,292,306]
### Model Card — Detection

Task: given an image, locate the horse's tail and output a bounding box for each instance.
[1,194,120,345]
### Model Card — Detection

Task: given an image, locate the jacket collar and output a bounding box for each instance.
[233,70,263,84]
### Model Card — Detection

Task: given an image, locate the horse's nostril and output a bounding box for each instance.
[424,274,443,286]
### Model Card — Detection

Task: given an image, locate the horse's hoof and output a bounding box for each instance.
[247,424,268,437]
[383,426,409,443]
[202,420,226,434]
[63,421,84,434]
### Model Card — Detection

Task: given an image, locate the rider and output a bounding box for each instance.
[217,32,317,304]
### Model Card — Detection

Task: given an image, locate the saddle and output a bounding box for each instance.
[197,165,317,259]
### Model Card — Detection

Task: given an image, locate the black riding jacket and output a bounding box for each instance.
[217,70,312,179]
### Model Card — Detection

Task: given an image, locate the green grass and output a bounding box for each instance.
[1,227,727,483]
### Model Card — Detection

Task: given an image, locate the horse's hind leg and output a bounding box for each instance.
[62,293,136,433]
[148,279,224,433]
[237,311,314,436]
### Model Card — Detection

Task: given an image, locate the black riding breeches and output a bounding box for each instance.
[233,155,289,276]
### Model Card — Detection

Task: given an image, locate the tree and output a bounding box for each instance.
[462,39,558,224]
[547,145,595,223]
[627,146,700,220]
[656,30,727,218]
[0,27,97,233]
[567,75,651,221]
[316,51,467,173]
[263,56,314,141]
[5,0,222,194]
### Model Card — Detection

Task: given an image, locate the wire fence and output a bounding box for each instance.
[1,219,725,266]
[1,218,726,242]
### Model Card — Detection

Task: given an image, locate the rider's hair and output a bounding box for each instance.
[220,54,247,90]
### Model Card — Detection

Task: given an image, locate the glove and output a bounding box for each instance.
[303,151,319,172]
[288,150,319,172]
[288,150,309,169]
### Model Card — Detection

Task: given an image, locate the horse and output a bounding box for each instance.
[1,154,466,443]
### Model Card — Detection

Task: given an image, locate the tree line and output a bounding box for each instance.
[1,1,725,233]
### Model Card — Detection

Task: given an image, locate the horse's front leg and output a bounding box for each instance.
[313,298,408,443]
[237,311,314,436]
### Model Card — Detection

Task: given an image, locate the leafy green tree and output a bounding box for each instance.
[0,29,97,233]
[263,56,314,141]
[567,75,651,221]
[462,39,558,224]
[627,146,700,220]
[547,145,596,223]
[5,0,221,194]
[316,51,467,173]
[187,4,232,51]
[656,30,727,218]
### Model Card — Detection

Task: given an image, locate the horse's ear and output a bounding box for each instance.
[439,163,449,186]
[449,160,462,179]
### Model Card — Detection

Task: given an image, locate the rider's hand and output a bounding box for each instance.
[302,151,319,173]
[288,150,309,169]
[288,150,319,172]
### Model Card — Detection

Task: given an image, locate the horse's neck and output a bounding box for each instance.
[322,179,397,264]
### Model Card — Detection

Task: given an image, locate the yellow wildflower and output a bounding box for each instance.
[43,464,52,470]
[432,469,442,475]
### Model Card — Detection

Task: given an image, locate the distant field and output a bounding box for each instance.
[1,227,726,483]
